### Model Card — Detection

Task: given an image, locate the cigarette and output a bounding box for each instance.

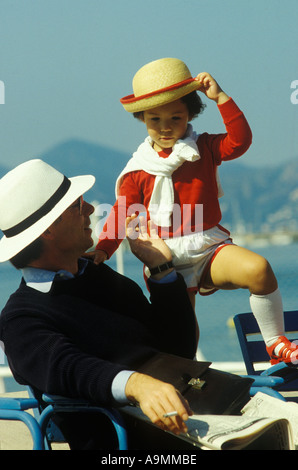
[163,411,178,418]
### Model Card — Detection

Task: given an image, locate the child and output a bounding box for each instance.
[93,57,298,365]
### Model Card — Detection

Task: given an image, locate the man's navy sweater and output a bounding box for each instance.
[0,261,197,407]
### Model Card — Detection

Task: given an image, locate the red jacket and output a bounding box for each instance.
[96,98,252,258]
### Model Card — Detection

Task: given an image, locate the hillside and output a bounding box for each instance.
[219,159,298,233]
[12,138,298,235]
[42,139,129,204]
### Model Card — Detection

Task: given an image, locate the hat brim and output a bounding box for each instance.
[120,78,202,113]
[0,174,95,262]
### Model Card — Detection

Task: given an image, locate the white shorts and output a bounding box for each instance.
[164,225,233,295]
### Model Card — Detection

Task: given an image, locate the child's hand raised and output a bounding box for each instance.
[195,72,229,105]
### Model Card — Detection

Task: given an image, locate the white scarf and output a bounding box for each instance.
[116,125,223,226]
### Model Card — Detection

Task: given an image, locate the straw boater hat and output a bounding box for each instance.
[0,159,95,262]
[120,58,201,113]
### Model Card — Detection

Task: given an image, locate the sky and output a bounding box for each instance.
[0,0,297,171]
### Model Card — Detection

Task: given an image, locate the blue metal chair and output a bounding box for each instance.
[234,310,298,401]
[37,393,128,450]
[0,396,45,449]
[0,388,128,450]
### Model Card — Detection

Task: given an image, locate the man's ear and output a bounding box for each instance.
[41,216,61,240]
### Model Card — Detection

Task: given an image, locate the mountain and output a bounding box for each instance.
[42,139,129,204]
[219,159,298,233]
[41,139,298,234]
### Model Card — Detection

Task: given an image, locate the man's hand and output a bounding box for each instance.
[125,214,174,279]
[125,372,192,435]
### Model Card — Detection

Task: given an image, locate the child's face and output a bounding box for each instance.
[142,99,190,152]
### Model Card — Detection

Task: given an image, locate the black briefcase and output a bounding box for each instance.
[138,352,253,415]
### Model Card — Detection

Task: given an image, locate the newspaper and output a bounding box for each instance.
[185,413,293,450]
[242,391,298,449]
[121,404,294,450]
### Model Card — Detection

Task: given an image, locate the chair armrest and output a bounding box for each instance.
[249,386,286,401]
[40,394,128,450]
[261,362,289,376]
[0,397,44,449]
[261,363,298,383]
[244,375,284,388]
[0,397,39,410]
[42,394,89,406]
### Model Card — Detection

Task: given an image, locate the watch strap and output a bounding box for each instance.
[149,261,174,276]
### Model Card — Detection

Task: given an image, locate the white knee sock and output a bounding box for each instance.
[249,288,284,347]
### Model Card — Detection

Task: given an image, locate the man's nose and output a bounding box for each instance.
[82,200,94,215]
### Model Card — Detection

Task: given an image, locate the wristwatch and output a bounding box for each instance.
[149,261,174,276]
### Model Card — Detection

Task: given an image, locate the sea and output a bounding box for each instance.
[0,239,297,392]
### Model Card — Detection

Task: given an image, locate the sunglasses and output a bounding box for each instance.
[69,196,83,215]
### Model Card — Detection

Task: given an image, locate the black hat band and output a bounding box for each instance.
[3,176,71,238]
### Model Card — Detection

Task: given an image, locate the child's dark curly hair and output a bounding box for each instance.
[133,91,206,121]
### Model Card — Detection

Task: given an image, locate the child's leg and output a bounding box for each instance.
[249,289,284,346]
[203,244,278,295]
[203,244,298,363]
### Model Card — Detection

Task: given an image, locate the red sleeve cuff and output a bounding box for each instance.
[217,97,244,123]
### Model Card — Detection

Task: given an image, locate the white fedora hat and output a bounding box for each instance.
[0,159,95,262]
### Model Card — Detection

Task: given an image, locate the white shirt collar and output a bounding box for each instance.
[22,258,89,293]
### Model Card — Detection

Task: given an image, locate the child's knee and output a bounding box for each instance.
[248,256,277,293]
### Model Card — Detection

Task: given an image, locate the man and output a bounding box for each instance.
[0,159,198,448]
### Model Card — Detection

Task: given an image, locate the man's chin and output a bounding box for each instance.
[84,233,94,251]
